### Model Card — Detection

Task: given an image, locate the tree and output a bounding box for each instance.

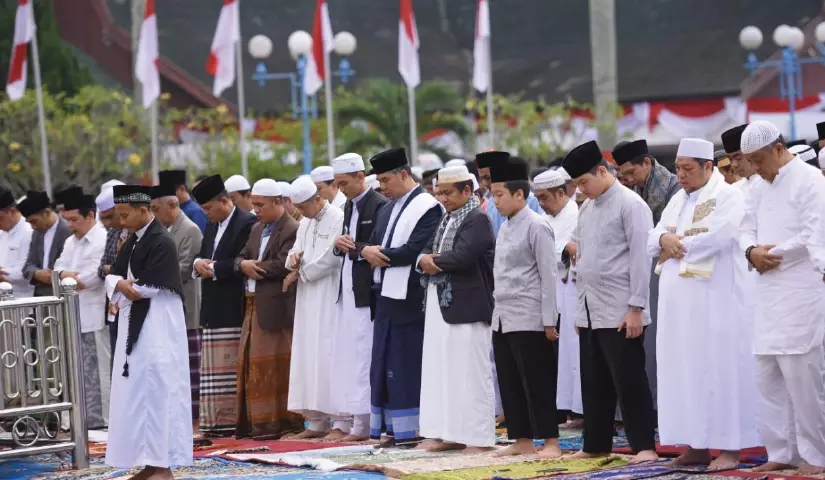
[335,79,471,161]
[0,0,92,98]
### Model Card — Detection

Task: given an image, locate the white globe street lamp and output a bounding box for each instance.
[786,27,805,51]
[739,26,763,50]
[288,30,313,60]
[816,21,825,44]
[248,34,273,60]
[333,31,357,56]
[773,24,793,48]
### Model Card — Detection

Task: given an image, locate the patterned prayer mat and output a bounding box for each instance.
[399,455,628,479]
[495,428,630,452]
[229,445,465,471]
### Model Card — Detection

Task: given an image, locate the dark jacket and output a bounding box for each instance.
[197,207,256,329]
[422,208,495,325]
[234,214,299,332]
[22,217,72,296]
[369,186,442,325]
[335,188,389,309]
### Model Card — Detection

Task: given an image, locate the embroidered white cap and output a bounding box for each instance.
[276,181,292,199]
[437,165,472,184]
[332,153,365,174]
[676,138,714,161]
[741,120,782,154]
[224,174,251,193]
[95,188,115,211]
[445,158,466,168]
[411,166,424,179]
[251,178,281,197]
[310,166,335,183]
[100,179,124,192]
[789,144,816,163]
[365,174,379,190]
[533,169,566,190]
[289,175,318,204]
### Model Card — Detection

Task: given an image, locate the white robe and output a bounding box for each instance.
[649,181,760,450]
[546,199,581,413]
[105,277,192,469]
[287,203,345,419]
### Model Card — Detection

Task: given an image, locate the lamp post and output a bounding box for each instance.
[740,23,825,141]
[249,31,357,175]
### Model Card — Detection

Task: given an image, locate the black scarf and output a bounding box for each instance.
[112,218,184,377]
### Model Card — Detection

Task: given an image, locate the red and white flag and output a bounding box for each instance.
[303,0,334,96]
[5,0,36,101]
[135,0,160,108]
[398,0,420,88]
[472,0,491,93]
[206,0,240,97]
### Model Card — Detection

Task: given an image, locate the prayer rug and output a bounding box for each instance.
[197,438,350,458]
[399,455,628,479]
[612,444,766,460]
[199,326,242,435]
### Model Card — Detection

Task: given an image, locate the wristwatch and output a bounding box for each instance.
[629,305,644,313]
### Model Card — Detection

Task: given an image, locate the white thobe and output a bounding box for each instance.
[419,217,494,448]
[739,158,825,467]
[649,183,760,450]
[329,191,373,437]
[105,227,192,468]
[0,216,34,297]
[287,202,345,427]
[545,199,581,414]
[333,190,347,210]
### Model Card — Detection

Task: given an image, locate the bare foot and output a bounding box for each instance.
[751,461,795,472]
[795,463,825,475]
[495,414,505,424]
[127,468,154,480]
[377,436,395,448]
[708,451,740,471]
[427,441,465,452]
[292,429,327,440]
[537,439,562,459]
[564,418,585,429]
[493,439,536,457]
[568,450,609,459]
[414,439,442,451]
[666,448,711,466]
[340,434,369,442]
[145,467,174,480]
[322,428,349,442]
[629,449,659,464]
[463,446,495,454]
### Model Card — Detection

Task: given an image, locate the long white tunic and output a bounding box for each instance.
[0,216,33,297]
[545,199,581,413]
[105,278,192,468]
[287,202,345,417]
[648,181,760,450]
[329,195,373,419]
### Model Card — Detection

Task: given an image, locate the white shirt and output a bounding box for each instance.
[374,186,416,283]
[53,222,108,333]
[247,225,271,294]
[42,218,59,269]
[213,207,237,258]
[333,190,347,210]
[0,216,34,297]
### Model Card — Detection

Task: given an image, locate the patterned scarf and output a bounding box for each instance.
[420,195,480,308]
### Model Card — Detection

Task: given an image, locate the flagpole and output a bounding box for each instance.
[234,0,249,178]
[150,100,159,184]
[323,49,335,163]
[30,32,51,197]
[407,85,418,165]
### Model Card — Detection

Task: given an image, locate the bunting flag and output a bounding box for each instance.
[303,0,333,96]
[5,0,36,101]
[472,0,491,93]
[398,0,420,88]
[135,0,160,108]
[207,0,240,97]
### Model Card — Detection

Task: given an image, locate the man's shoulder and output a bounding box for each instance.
[238,209,257,225]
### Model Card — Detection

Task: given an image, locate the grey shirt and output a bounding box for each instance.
[493,205,558,333]
[574,180,653,329]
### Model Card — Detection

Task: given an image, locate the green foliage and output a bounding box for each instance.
[0,0,92,97]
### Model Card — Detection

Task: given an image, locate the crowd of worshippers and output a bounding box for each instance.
[1,117,824,480]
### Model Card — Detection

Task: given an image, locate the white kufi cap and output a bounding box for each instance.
[96,188,115,211]
[533,169,566,190]
[437,165,472,184]
[471,174,480,192]
[676,138,714,161]
[411,166,424,179]
[365,174,379,190]
[100,179,124,192]
[332,153,365,174]
[224,174,251,193]
[276,181,292,198]
[819,148,825,165]
[558,167,572,182]
[289,175,318,204]
[789,144,816,163]
[741,120,782,154]
[251,178,281,197]
[445,158,466,168]
[310,166,335,182]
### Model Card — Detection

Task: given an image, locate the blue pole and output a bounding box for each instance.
[298,56,312,174]
[784,47,798,141]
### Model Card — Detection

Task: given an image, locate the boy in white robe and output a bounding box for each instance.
[284,176,346,438]
[740,121,825,476]
[649,138,759,470]
[107,185,192,480]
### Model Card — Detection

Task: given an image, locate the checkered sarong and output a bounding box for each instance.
[199,327,242,434]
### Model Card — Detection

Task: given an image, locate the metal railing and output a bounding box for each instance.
[0,278,89,469]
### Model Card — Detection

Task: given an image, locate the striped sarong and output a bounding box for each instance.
[199,326,242,435]
[187,328,202,422]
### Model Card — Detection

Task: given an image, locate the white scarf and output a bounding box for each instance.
[655,169,726,279]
